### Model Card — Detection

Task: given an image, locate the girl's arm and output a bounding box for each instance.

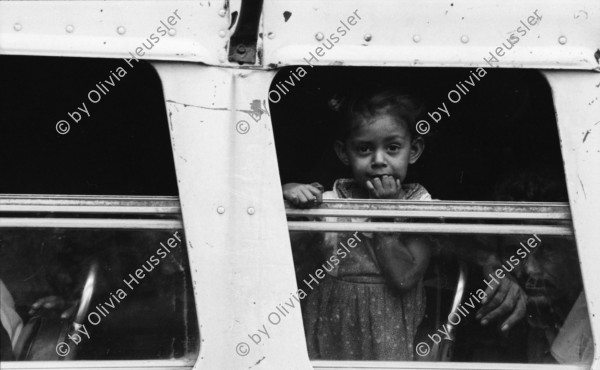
[282,183,323,208]
[372,233,431,292]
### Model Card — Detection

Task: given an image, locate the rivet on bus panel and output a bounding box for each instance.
[66,25,75,33]
[461,35,469,44]
[218,50,227,63]
[117,26,126,35]
[315,32,324,41]
[412,34,421,43]
[363,34,372,42]
[558,36,567,45]
[219,30,227,38]
[13,23,22,31]
[218,9,227,17]
[168,28,177,36]
[247,207,255,215]
[217,206,225,214]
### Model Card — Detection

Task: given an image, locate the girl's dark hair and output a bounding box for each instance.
[329,88,426,140]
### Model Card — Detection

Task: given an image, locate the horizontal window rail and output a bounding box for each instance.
[288,222,573,235]
[0,195,181,214]
[0,196,571,220]
[0,196,572,233]
[311,360,587,370]
[0,218,183,229]
[0,196,183,229]
[0,359,195,369]
[286,200,571,220]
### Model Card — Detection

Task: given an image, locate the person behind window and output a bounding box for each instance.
[492,169,591,364]
[0,279,23,361]
[283,89,432,360]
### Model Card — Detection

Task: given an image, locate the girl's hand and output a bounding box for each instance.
[283,183,323,208]
[366,175,402,199]
[373,234,431,292]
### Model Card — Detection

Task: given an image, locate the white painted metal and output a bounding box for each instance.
[0,1,230,64]
[262,0,600,70]
[545,71,600,370]
[2,0,598,71]
[154,63,312,370]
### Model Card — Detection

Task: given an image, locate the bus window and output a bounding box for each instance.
[1,225,198,361]
[0,56,199,363]
[0,55,178,195]
[273,66,592,365]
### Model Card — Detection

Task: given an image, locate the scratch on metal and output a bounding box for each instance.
[166,99,270,122]
[578,176,587,199]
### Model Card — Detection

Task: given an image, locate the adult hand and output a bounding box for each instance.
[476,267,527,333]
[29,295,78,319]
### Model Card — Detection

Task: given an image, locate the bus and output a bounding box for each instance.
[1,0,599,369]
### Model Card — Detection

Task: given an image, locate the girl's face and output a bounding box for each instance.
[335,114,424,192]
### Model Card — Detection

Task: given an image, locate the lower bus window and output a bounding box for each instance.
[290,230,589,364]
[0,228,199,361]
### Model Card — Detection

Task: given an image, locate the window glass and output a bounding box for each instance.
[273,67,593,365]
[0,227,199,361]
[289,228,589,364]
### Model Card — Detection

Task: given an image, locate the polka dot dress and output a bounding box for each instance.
[302,179,431,360]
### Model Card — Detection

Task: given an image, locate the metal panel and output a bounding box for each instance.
[262,0,600,70]
[153,63,312,370]
[0,1,230,64]
[3,0,598,70]
[545,71,600,368]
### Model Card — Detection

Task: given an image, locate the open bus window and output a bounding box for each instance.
[272,67,593,365]
[0,55,177,195]
[0,56,199,362]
